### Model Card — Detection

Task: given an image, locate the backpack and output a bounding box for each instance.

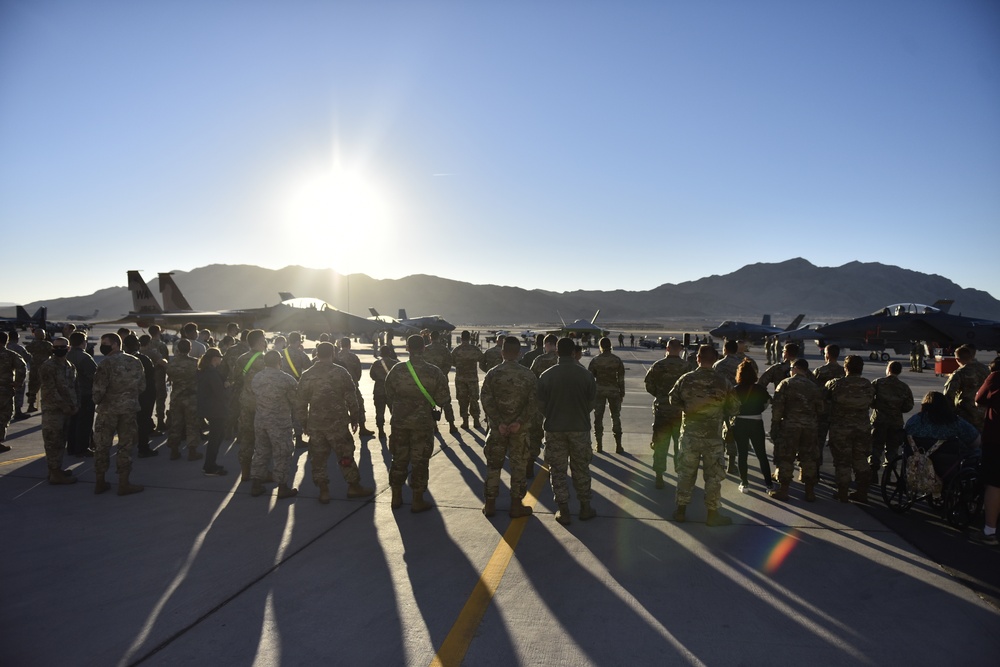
[905,437,945,497]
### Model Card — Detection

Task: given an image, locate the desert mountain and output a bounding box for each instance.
[6,258,1000,326]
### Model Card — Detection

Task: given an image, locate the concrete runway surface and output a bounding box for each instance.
[2,343,998,666]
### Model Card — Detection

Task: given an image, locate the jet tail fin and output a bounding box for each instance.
[784,314,805,331]
[33,307,47,325]
[279,292,295,302]
[158,272,194,311]
[128,271,163,315]
[761,314,771,327]
[591,309,601,325]
[932,299,954,314]
[16,306,30,322]
[369,307,380,317]
[398,309,408,321]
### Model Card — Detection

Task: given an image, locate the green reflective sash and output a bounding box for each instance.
[242,351,263,375]
[405,361,437,408]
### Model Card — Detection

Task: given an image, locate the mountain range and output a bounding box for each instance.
[4,258,999,327]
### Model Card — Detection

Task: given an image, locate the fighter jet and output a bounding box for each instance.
[66,309,99,321]
[709,314,805,343]
[775,321,828,343]
[555,310,609,340]
[367,308,419,337]
[815,301,1000,354]
[367,308,455,335]
[0,306,47,331]
[117,271,383,338]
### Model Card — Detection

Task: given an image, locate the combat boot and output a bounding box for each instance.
[117,472,144,496]
[473,418,482,430]
[655,472,665,489]
[769,481,790,501]
[509,498,532,518]
[595,435,603,453]
[706,510,733,527]
[240,461,252,483]
[615,434,624,454]
[250,480,266,497]
[849,485,869,504]
[48,468,78,485]
[94,473,111,495]
[390,485,403,509]
[318,482,330,504]
[276,484,298,499]
[347,482,374,499]
[672,505,687,523]
[555,504,572,525]
[461,417,469,430]
[836,484,850,503]
[482,498,496,517]
[26,401,36,413]
[411,490,434,513]
[579,502,597,521]
[169,444,181,460]
[187,447,203,461]
[804,482,817,502]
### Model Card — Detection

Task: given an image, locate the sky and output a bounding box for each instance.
[1,1,999,305]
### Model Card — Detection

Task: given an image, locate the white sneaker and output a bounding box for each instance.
[738,483,749,494]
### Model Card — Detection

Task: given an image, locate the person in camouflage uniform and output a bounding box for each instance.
[945,344,990,432]
[758,342,798,391]
[645,338,694,488]
[39,336,78,484]
[250,351,299,499]
[813,344,845,467]
[279,331,312,448]
[713,340,743,471]
[451,330,484,430]
[147,324,170,432]
[369,345,398,441]
[480,334,505,375]
[222,328,250,437]
[92,333,145,496]
[66,331,97,457]
[525,334,560,479]
[385,335,451,513]
[769,358,824,501]
[233,330,268,482]
[422,330,458,434]
[670,345,740,526]
[337,338,376,438]
[539,337,598,525]
[870,361,914,474]
[166,338,203,461]
[480,336,538,518]
[25,327,52,412]
[0,330,27,453]
[589,337,626,454]
[297,341,373,503]
[825,355,875,503]
[914,341,925,372]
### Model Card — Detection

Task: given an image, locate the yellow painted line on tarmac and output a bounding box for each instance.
[0,454,45,466]
[429,467,550,667]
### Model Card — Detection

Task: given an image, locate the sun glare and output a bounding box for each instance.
[284,168,392,270]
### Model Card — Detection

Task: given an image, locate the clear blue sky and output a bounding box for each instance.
[2,1,998,305]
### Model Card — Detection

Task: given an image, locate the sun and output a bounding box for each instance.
[283,168,392,270]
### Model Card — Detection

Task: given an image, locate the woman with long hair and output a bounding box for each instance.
[732,359,773,493]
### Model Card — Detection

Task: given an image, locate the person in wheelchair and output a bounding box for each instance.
[904,391,981,484]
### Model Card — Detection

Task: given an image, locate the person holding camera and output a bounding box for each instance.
[385,335,452,513]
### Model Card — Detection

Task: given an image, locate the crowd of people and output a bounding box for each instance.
[1,322,997,545]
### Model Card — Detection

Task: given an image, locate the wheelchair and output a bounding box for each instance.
[881,438,983,528]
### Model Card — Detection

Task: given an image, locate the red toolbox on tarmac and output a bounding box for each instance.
[935,356,959,376]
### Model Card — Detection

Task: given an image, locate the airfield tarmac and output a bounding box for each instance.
[1,338,999,666]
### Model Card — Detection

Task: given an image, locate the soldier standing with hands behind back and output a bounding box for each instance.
[39,336,78,485]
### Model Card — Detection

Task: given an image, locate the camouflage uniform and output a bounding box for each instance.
[588,349,625,444]
[369,356,398,431]
[527,351,559,459]
[297,359,360,487]
[233,349,267,467]
[0,348,27,446]
[279,345,312,381]
[813,361,845,459]
[251,367,298,485]
[385,358,450,491]
[825,375,875,487]
[336,349,371,430]
[480,344,504,375]
[222,340,250,433]
[39,356,78,471]
[712,355,742,385]
[25,337,53,408]
[870,374,914,467]
[945,361,990,431]
[166,352,200,452]
[670,367,738,510]
[451,342,484,422]
[422,342,456,424]
[645,355,694,473]
[92,352,145,476]
[481,359,538,500]
[757,360,791,391]
[147,336,169,427]
[771,375,824,484]
[519,346,543,369]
